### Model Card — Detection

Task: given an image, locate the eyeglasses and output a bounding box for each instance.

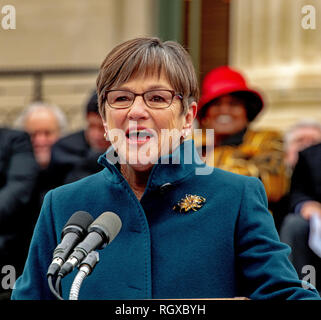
[105,89,183,109]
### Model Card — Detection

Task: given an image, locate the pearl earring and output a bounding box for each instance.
[182,128,190,138]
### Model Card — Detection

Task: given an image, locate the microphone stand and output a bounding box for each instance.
[69,269,89,300]
[69,251,99,300]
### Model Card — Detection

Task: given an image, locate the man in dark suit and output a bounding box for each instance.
[0,128,39,299]
[281,142,321,292]
[290,142,321,214]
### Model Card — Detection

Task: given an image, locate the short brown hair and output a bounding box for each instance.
[96,37,199,119]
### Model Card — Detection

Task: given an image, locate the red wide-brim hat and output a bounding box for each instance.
[198,66,264,121]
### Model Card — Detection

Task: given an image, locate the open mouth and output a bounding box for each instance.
[126,129,154,143]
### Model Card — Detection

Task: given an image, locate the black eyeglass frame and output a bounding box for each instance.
[104,89,183,109]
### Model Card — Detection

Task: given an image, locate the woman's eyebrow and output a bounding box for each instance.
[115,84,172,91]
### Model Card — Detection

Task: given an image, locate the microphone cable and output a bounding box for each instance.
[55,275,63,297]
[48,252,99,300]
[48,275,64,300]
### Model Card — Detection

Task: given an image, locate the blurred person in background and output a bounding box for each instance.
[48,91,111,187]
[15,102,68,212]
[280,141,321,293]
[195,66,288,227]
[272,119,321,231]
[15,102,68,170]
[0,128,39,300]
[283,119,321,169]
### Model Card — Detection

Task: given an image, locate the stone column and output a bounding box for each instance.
[229,0,321,132]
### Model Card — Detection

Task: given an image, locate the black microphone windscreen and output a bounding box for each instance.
[88,212,122,243]
[63,211,94,231]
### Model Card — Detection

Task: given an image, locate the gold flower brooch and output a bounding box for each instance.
[173,194,206,213]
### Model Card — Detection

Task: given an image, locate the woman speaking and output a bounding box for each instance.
[12,37,320,300]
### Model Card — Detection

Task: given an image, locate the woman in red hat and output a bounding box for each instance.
[196,66,289,228]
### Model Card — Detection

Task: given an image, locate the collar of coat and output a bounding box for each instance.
[97,139,208,188]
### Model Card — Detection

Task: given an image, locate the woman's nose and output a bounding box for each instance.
[127,96,149,120]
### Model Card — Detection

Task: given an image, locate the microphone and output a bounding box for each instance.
[47,211,94,277]
[58,211,122,278]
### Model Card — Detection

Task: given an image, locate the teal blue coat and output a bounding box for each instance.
[12,140,320,300]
